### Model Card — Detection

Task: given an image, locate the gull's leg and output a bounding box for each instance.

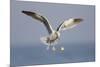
[52,46,56,51]
[46,45,50,50]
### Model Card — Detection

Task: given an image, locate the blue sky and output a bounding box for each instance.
[11,1,95,45]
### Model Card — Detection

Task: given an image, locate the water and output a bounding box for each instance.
[10,42,95,67]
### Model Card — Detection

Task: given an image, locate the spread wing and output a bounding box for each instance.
[57,18,83,32]
[22,11,54,34]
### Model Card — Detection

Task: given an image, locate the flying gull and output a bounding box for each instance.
[22,11,83,51]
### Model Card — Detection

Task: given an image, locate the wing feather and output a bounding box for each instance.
[22,11,53,34]
[57,18,83,31]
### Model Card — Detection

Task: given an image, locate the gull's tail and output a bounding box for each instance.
[40,36,49,46]
[40,36,50,50]
[40,36,58,50]
[40,36,58,45]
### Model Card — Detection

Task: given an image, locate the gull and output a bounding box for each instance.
[22,11,83,51]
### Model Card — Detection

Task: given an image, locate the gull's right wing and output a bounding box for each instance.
[22,11,54,34]
[57,18,83,32]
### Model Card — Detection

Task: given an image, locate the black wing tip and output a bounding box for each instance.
[22,11,26,13]
[74,18,83,22]
[22,10,29,14]
[22,10,30,15]
[22,10,36,16]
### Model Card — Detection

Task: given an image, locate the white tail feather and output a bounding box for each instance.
[40,36,49,46]
[40,36,59,46]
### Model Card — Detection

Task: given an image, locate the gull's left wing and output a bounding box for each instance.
[22,11,54,34]
[57,18,83,32]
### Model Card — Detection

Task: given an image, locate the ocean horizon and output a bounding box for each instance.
[10,42,95,66]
